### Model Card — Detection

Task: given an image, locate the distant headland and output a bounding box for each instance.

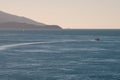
[0,11,62,30]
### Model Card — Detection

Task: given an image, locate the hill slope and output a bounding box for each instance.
[0,11,62,30]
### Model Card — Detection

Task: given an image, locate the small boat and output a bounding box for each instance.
[95,38,100,41]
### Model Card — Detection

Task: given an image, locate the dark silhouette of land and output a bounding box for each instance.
[0,11,62,30]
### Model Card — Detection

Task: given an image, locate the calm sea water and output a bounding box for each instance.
[0,29,120,80]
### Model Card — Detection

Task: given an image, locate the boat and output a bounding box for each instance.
[95,38,100,41]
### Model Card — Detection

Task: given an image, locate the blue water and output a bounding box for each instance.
[0,29,120,80]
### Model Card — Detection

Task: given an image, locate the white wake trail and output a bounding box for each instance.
[0,42,46,51]
[0,40,68,51]
[0,39,90,51]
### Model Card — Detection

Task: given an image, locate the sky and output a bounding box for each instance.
[0,0,120,29]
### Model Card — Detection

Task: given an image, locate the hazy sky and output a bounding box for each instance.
[0,0,120,29]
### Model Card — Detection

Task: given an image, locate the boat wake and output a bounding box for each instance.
[0,42,42,51]
[0,39,96,51]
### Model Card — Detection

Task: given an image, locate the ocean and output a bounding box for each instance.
[0,29,120,80]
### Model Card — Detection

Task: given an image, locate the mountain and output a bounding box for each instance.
[0,11,62,30]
